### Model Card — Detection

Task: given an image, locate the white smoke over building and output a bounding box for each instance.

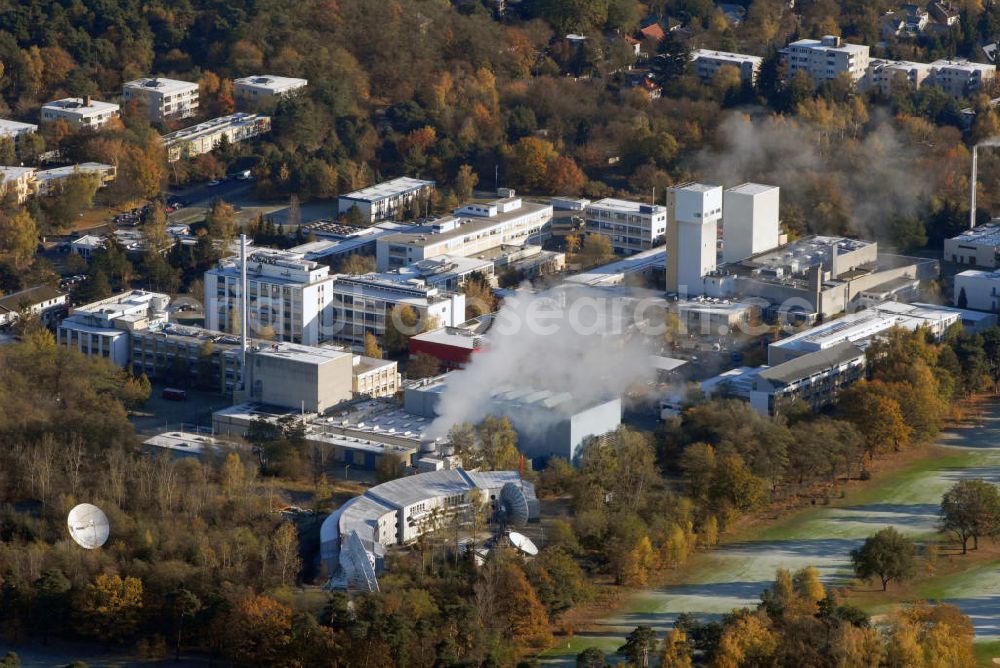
[425,286,657,444]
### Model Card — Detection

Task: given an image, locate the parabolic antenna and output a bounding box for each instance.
[499,482,530,527]
[341,530,380,593]
[67,503,109,549]
[508,531,538,556]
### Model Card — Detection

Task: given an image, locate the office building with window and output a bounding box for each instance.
[123,77,199,121]
[375,196,552,270]
[338,177,436,224]
[205,249,335,345]
[583,198,667,255]
[162,113,271,161]
[691,49,763,84]
[57,291,170,366]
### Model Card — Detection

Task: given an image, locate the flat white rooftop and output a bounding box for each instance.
[234,75,308,91]
[587,197,667,214]
[341,177,434,203]
[727,182,778,196]
[124,77,198,94]
[948,222,1000,247]
[35,162,113,181]
[162,113,267,143]
[0,119,37,134]
[43,98,119,114]
[253,341,352,366]
[143,431,233,456]
[692,49,762,63]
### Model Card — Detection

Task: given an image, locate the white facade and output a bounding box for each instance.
[330,275,465,344]
[123,77,199,122]
[375,197,552,270]
[0,285,65,327]
[339,177,436,224]
[35,162,116,196]
[0,119,38,140]
[57,291,170,366]
[781,35,871,83]
[723,183,780,263]
[667,183,722,294]
[0,167,36,204]
[944,222,1000,268]
[162,113,271,161]
[206,249,334,346]
[691,49,763,84]
[928,60,996,98]
[583,198,667,255]
[41,98,119,130]
[954,269,1000,312]
[234,75,308,107]
[352,355,400,398]
[864,59,933,94]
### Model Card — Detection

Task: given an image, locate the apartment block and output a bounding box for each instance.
[234,75,308,108]
[583,198,667,255]
[691,49,763,84]
[864,59,933,94]
[123,77,199,122]
[339,177,436,224]
[928,59,996,97]
[162,113,271,161]
[0,119,38,141]
[780,35,871,83]
[41,97,120,130]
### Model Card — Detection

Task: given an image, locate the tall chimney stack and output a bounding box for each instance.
[970,144,979,230]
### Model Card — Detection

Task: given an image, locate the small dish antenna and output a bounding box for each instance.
[67,503,110,549]
[508,530,538,556]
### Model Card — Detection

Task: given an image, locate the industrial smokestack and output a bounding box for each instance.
[239,234,248,389]
[970,144,978,230]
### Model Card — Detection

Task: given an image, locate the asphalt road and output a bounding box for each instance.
[166,179,334,229]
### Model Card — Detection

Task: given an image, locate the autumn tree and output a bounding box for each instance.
[77,574,144,643]
[851,527,916,591]
[581,233,613,264]
[166,587,201,661]
[940,479,1000,553]
[363,332,383,359]
[454,164,479,201]
[506,136,557,192]
[840,382,912,458]
[884,603,976,668]
[406,352,440,379]
[477,415,521,471]
[714,610,778,668]
[0,210,38,270]
[206,199,238,242]
[223,594,294,665]
[271,522,302,586]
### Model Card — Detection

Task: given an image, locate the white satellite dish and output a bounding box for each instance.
[508,531,538,556]
[67,503,110,549]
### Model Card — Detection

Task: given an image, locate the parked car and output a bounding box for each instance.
[207,180,222,187]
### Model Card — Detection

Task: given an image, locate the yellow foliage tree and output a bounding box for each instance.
[77,574,144,643]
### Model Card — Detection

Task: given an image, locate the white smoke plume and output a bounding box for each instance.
[425,286,657,439]
[694,110,933,246]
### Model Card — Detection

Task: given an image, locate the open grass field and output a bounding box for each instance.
[542,402,1000,665]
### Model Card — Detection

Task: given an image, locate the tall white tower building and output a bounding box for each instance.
[723,183,780,263]
[666,183,723,295]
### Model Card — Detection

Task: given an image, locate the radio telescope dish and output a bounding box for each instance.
[341,530,380,593]
[67,503,109,549]
[508,531,538,556]
[499,482,530,527]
